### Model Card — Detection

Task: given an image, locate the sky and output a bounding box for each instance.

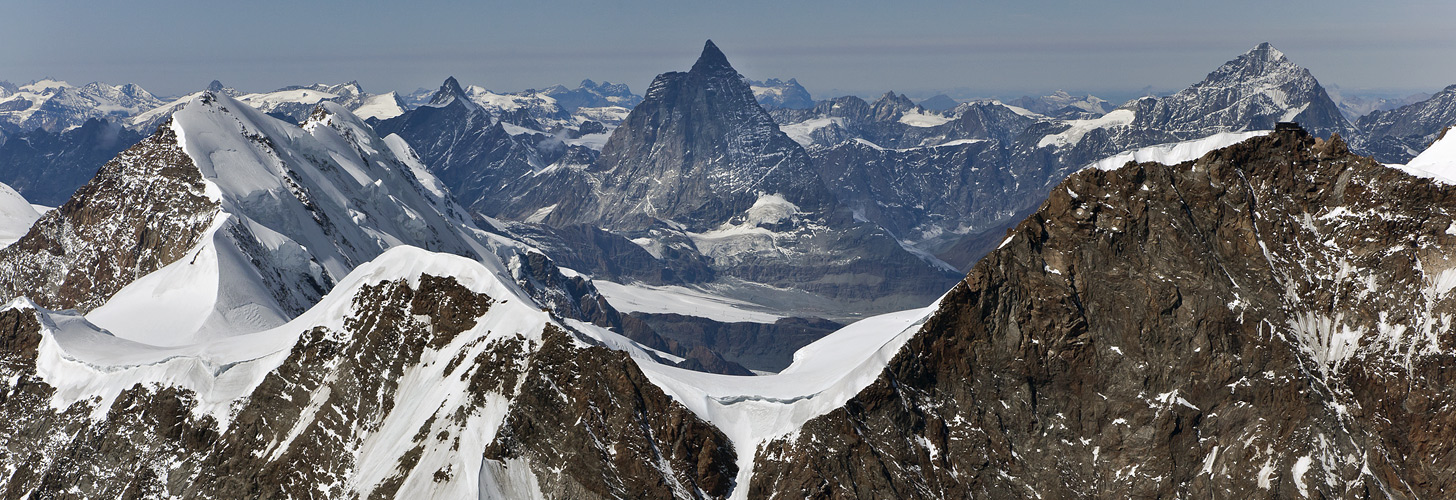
[3,0,1454,102]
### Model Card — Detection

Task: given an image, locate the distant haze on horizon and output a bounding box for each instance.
[3,0,1452,102]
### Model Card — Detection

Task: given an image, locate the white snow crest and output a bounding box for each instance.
[1085,131,1271,172]
[1397,128,1456,184]
[573,293,944,500]
[1038,109,1135,149]
[0,181,41,248]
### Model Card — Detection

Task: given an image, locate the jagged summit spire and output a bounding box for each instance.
[691,39,733,74]
[207,80,226,92]
[428,76,471,107]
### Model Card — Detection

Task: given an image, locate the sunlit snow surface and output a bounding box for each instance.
[0,181,40,248]
[351,92,406,120]
[1038,108,1137,149]
[1084,131,1272,171]
[1397,130,1456,183]
[24,246,531,421]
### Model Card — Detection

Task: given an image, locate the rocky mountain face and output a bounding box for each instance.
[0,79,164,132]
[541,79,643,111]
[1357,84,1456,163]
[1007,90,1112,119]
[1126,43,1354,141]
[769,42,1363,275]
[0,248,738,499]
[548,40,837,230]
[0,122,218,313]
[373,77,600,220]
[749,78,813,109]
[496,41,959,314]
[749,127,1456,498]
[0,118,144,206]
[380,41,961,320]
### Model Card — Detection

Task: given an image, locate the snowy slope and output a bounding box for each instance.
[352,91,407,120]
[591,280,785,323]
[35,246,532,422]
[17,245,572,497]
[132,83,396,130]
[86,93,486,345]
[0,181,40,248]
[1398,129,1456,183]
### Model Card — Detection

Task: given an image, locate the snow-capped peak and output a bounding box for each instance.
[426,76,477,110]
[82,91,487,344]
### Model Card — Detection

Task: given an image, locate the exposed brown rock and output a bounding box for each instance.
[0,121,219,312]
[750,126,1456,498]
[484,324,738,499]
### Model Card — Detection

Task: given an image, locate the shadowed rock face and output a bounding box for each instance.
[749,128,1456,498]
[485,324,739,499]
[0,118,144,207]
[0,121,219,312]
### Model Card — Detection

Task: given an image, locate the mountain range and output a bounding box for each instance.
[2,39,1456,498]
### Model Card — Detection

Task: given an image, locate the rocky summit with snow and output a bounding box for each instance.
[5,37,1456,499]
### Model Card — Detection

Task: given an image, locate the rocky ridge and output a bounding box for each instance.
[748,127,1456,498]
[0,247,738,499]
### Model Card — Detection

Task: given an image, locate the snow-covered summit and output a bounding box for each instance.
[78,92,488,344]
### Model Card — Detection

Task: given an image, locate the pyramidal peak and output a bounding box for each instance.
[690,39,735,74]
[427,76,475,108]
[1248,41,1286,61]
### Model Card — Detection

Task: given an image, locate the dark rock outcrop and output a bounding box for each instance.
[749,127,1456,498]
[0,121,218,312]
[0,273,739,499]
[630,312,843,372]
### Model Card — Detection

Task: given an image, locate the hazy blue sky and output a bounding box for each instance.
[4,0,1453,101]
